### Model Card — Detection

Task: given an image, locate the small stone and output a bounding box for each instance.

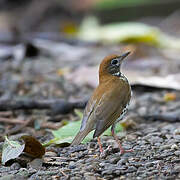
[138,107,147,116]
[126,166,137,173]
[173,165,180,172]
[138,167,146,171]
[132,162,142,168]
[171,159,180,163]
[117,158,128,166]
[154,143,161,146]
[84,173,96,180]
[150,137,163,144]
[162,125,175,132]
[136,170,144,176]
[10,163,21,170]
[114,169,121,175]
[160,144,171,151]
[174,151,180,156]
[69,145,87,153]
[89,142,96,148]
[99,162,106,167]
[174,128,180,135]
[152,170,159,174]
[78,159,85,164]
[0,175,15,180]
[174,135,180,141]
[16,168,29,177]
[171,144,179,150]
[158,151,174,159]
[28,158,43,170]
[102,169,113,176]
[85,165,94,171]
[109,157,121,164]
[45,151,57,157]
[145,162,154,168]
[69,161,76,169]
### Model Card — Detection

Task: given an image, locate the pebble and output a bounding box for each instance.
[171,159,180,163]
[174,128,180,135]
[171,144,179,150]
[10,163,21,171]
[160,144,171,150]
[109,157,121,164]
[102,169,113,176]
[84,172,96,180]
[173,165,180,172]
[174,151,180,156]
[1,118,180,180]
[69,161,76,169]
[117,158,128,166]
[126,166,137,173]
[89,142,96,148]
[174,135,180,141]
[145,162,154,168]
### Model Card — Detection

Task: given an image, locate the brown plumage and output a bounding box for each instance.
[71,52,132,154]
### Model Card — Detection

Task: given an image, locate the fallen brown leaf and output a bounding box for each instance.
[21,135,45,158]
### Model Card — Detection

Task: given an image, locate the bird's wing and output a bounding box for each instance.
[79,97,96,131]
[93,84,131,138]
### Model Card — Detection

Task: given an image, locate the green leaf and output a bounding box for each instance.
[74,109,83,119]
[45,120,124,146]
[2,136,25,165]
[95,0,160,10]
[78,17,180,49]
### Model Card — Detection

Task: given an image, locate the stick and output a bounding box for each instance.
[0,99,87,115]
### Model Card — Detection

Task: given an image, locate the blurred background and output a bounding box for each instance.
[0,0,180,116]
[1,1,180,178]
[0,0,180,99]
[1,0,180,33]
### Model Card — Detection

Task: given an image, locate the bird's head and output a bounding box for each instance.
[99,52,130,82]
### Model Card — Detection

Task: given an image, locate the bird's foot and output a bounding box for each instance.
[120,148,133,155]
[97,137,103,154]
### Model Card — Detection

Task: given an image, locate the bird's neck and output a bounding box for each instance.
[99,71,128,84]
[119,73,129,83]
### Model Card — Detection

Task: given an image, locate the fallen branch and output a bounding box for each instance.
[4,118,34,136]
[0,99,87,115]
[0,117,26,124]
[142,112,180,122]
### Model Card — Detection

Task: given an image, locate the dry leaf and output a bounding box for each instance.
[65,66,98,88]
[21,135,45,158]
[163,93,176,102]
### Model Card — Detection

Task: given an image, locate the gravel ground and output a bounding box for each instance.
[1,120,180,179]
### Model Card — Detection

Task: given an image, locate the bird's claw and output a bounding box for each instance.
[120,148,133,155]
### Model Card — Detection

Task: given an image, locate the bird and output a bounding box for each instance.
[71,52,132,154]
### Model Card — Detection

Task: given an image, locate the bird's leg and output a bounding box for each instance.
[111,124,133,154]
[97,137,103,154]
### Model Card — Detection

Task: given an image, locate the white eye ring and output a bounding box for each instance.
[111,59,118,65]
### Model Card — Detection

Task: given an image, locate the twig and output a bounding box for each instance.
[142,113,180,122]
[0,99,87,115]
[0,117,26,124]
[0,111,12,117]
[59,169,68,178]
[41,122,62,130]
[4,117,34,135]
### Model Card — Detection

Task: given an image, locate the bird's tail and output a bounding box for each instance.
[71,130,90,146]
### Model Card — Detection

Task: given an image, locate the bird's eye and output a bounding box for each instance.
[111,59,118,65]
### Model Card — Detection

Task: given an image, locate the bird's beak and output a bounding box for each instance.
[118,51,131,61]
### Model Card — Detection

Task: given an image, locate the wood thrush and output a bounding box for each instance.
[71,52,132,154]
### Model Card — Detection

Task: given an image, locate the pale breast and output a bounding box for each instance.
[116,73,131,123]
[116,102,130,123]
